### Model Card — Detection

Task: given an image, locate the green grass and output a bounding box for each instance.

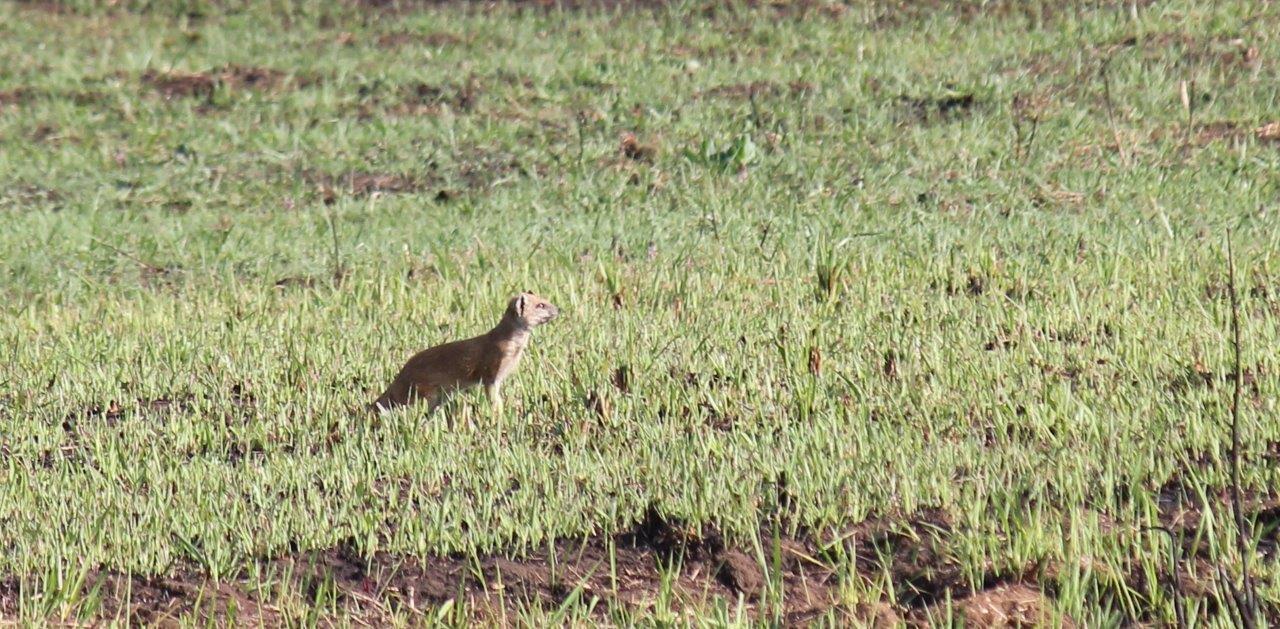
[2,0,1279,624]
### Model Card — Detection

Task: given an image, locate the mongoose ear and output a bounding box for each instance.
[516,293,527,317]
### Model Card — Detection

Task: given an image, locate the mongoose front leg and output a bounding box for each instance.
[485,382,503,415]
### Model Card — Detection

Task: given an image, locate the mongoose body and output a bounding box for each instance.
[372,292,559,413]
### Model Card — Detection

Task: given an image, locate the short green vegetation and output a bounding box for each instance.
[1,0,1278,625]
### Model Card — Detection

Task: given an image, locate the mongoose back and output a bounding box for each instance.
[372,292,559,414]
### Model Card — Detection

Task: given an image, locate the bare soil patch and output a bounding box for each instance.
[65,396,193,426]
[349,0,677,13]
[290,143,538,204]
[307,171,424,203]
[348,77,483,118]
[0,88,32,108]
[1099,31,1262,71]
[932,583,1061,627]
[0,185,62,208]
[393,79,481,115]
[0,505,847,625]
[866,0,1157,29]
[376,30,466,48]
[1077,475,1280,624]
[1165,361,1265,399]
[697,80,815,100]
[843,508,964,609]
[141,65,289,100]
[49,387,258,466]
[898,91,981,124]
[833,507,1069,625]
[619,131,657,162]
[1174,121,1280,147]
[17,500,1213,624]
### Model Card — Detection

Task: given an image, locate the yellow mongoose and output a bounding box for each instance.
[372,292,559,414]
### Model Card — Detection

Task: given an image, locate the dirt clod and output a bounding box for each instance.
[716,550,764,596]
[808,346,822,375]
[611,365,631,393]
[911,582,1058,627]
[619,131,656,162]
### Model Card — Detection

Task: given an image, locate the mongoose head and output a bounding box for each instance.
[509,291,559,328]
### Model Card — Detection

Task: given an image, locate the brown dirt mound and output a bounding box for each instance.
[844,508,966,608]
[619,131,657,162]
[936,583,1060,627]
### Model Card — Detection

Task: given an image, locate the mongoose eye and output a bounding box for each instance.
[536,303,547,309]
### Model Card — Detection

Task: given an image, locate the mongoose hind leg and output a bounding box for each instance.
[372,378,415,413]
[408,382,439,407]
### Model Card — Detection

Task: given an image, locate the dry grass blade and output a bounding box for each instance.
[1223,232,1259,628]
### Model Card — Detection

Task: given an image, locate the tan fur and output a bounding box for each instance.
[372,292,559,414]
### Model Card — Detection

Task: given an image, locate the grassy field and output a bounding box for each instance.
[1,0,1279,625]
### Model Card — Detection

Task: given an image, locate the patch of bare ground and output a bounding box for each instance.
[140,65,290,100]
[1078,475,1280,624]
[350,78,482,118]
[1165,360,1265,401]
[1097,32,1262,71]
[0,569,276,627]
[0,88,32,108]
[0,88,104,115]
[391,79,481,115]
[65,396,192,425]
[348,0,690,14]
[306,170,424,204]
[998,31,1261,107]
[10,0,78,14]
[864,0,1156,29]
[1153,477,1280,549]
[46,387,259,467]
[0,505,850,625]
[697,80,815,100]
[0,185,62,208]
[375,30,466,48]
[618,131,657,163]
[26,480,1274,625]
[1153,120,1280,148]
[844,509,964,607]
[833,507,1066,626]
[897,91,981,124]
[284,145,538,204]
[939,583,1060,627]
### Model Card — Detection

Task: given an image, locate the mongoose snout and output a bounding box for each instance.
[371,291,559,414]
